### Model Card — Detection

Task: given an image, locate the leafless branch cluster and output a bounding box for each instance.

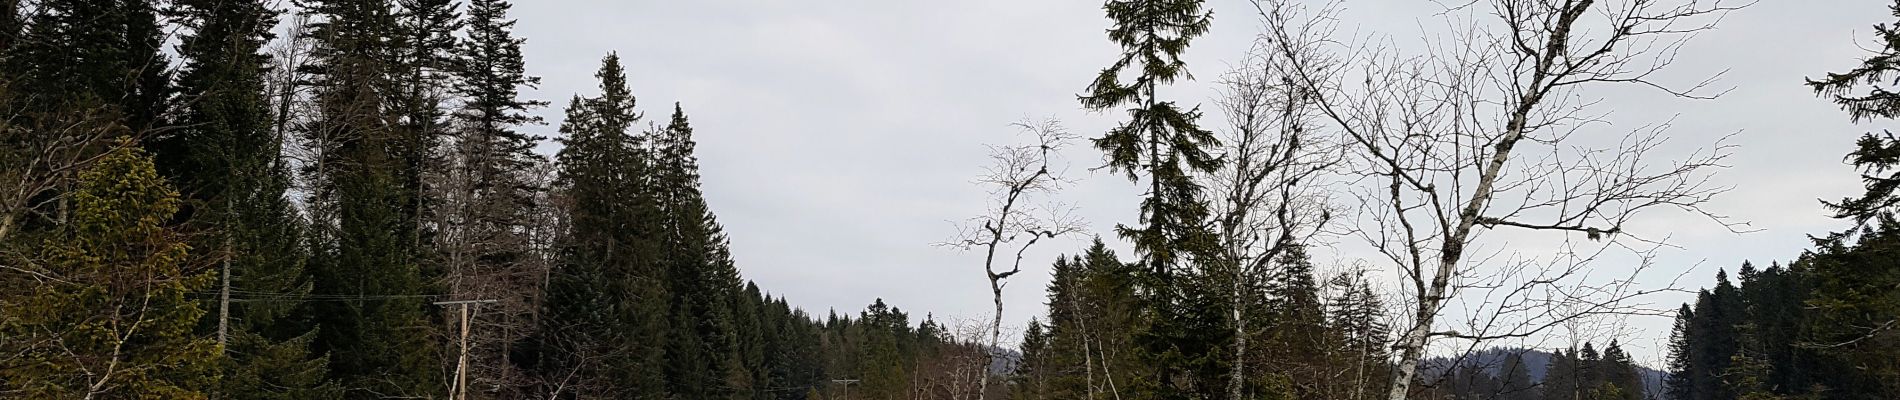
[0,103,125,243]
[1207,39,1345,399]
[1245,0,1747,398]
[941,118,1085,399]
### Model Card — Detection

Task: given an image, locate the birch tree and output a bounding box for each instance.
[1206,46,1340,400]
[1248,0,1746,398]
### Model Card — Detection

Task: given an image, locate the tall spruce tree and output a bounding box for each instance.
[438,0,547,394]
[1041,239,1151,400]
[2,0,172,239]
[1804,2,1900,393]
[1014,319,1052,400]
[1322,270,1391,400]
[8,0,170,131]
[166,0,338,397]
[294,0,440,396]
[1796,227,1900,398]
[1542,348,1579,400]
[540,52,670,399]
[1499,352,1536,400]
[392,0,460,259]
[654,102,748,399]
[0,0,17,52]
[1666,304,1697,400]
[1078,0,1221,396]
[1598,341,1643,400]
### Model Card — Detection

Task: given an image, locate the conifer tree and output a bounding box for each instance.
[1322,270,1390,400]
[0,0,17,52]
[0,145,216,398]
[1041,239,1151,400]
[1804,3,1900,394]
[435,0,548,394]
[293,0,440,396]
[1499,352,1536,400]
[1599,341,1643,400]
[1,0,171,238]
[392,0,460,253]
[540,52,672,399]
[1014,319,1052,400]
[1077,0,1222,395]
[8,0,170,131]
[1542,348,1579,400]
[654,103,748,399]
[1578,343,1602,396]
[167,0,338,397]
[1253,245,1325,399]
[1794,226,1900,397]
[1666,305,1697,400]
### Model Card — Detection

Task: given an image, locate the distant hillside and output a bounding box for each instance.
[1423,348,1667,398]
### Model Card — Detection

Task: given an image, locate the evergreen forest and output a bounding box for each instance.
[1,1,1898,400]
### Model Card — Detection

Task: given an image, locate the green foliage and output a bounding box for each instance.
[539,52,670,399]
[7,0,170,131]
[1039,239,1155,399]
[0,145,216,399]
[293,1,441,397]
[1798,227,1900,398]
[1079,1,1225,396]
[1666,261,1889,399]
[1807,1,1900,224]
[166,0,339,398]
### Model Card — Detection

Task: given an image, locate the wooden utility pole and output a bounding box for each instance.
[830,379,859,400]
[436,299,497,400]
[218,198,233,349]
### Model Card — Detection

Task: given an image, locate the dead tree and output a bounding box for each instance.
[1247,0,1749,398]
[942,119,1083,400]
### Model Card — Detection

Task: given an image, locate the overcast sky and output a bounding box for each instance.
[505,0,1886,365]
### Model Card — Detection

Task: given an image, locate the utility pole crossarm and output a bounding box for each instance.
[436,298,497,400]
[432,299,499,306]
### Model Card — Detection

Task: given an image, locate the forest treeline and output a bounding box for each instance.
[0,0,1002,399]
[6,0,1900,400]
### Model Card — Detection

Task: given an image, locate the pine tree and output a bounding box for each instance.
[391,0,460,255]
[1666,305,1697,400]
[1078,0,1220,393]
[539,52,669,399]
[7,0,171,131]
[433,0,549,394]
[166,0,338,397]
[0,0,18,52]
[654,102,748,399]
[1499,352,1537,400]
[857,299,913,400]
[293,0,440,396]
[1578,342,1602,397]
[729,282,765,399]
[1598,341,1643,400]
[0,144,217,398]
[1803,4,1900,394]
[1542,348,1579,400]
[1323,270,1390,400]
[1808,0,1900,225]
[1,0,172,238]
[1797,226,1900,398]
[1014,319,1052,400]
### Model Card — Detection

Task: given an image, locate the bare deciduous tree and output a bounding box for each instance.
[1207,45,1341,400]
[942,119,1083,400]
[0,105,124,243]
[1247,0,1749,398]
